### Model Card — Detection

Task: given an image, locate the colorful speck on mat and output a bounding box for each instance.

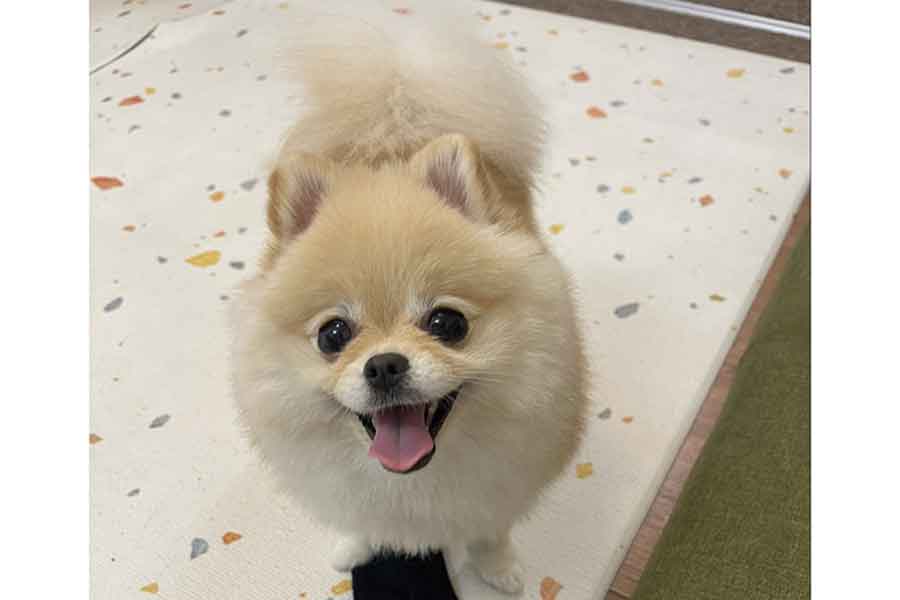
[89,1,807,598]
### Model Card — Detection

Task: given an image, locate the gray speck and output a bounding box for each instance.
[128,125,141,134]
[515,46,527,53]
[569,158,580,166]
[598,408,612,420]
[499,8,511,14]
[149,414,171,429]
[769,214,778,222]
[614,302,639,319]
[617,209,633,225]
[157,256,168,264]
[206,184,215,191]
[689,302,698,309]
[104,297,123,312]
[699,118,711,126]
[613,252,625,262]
[127,488,140,497]
[780,66,796,74]
[171,92,182,99]
[238,227,248,234]
[642,137,655,144]
[240,178,258,191]
[610,100,626,108]
[219,109,231,117]
[687,177,703,184]
[190,538,209,560]
[101,96,112,103]
[596,184,610,194]
[229,261,245,270]
[220,295,230,301]
[256,74,268,81]
[117,10,131,17]
[236,28,248,38]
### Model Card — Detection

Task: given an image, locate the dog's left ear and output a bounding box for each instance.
[409,134,489,222]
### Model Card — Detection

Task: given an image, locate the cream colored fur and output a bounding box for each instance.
[230,2,587,594]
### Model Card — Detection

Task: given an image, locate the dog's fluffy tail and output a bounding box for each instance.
[277,1,544,188]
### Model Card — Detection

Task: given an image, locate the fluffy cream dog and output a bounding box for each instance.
[230,2,588,593]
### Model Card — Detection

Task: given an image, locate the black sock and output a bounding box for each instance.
[351,550,459,600]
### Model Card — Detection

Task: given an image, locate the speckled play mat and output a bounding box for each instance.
[90,1,809,598]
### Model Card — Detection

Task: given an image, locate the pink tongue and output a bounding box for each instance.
[369,405,434,473]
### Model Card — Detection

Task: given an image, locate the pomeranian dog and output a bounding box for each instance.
[229,2,588,593]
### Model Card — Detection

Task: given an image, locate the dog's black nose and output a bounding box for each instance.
[364,353,410,392]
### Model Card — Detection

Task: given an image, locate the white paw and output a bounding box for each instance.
[331,537,372,572]
[478,560,524,595]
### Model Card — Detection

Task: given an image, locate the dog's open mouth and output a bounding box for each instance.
[357,388,460,475]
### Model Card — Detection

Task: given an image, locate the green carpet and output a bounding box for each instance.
[633,226,810,600]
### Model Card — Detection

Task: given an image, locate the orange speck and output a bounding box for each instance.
[540,576,563,600]
[783,127,795,134]
[547,28,559,36]
[331,579,352,595]
[212,230,226,238]
[392,8,411,15]
[778,168,793,179]
[651,79,664,86]
[211,9,225,15]
[209,191,225,203]
[727,68,746,78]
[709,294,727,302]
[144,87,156,95]
[122,225,136,232]
[177,3,193,9]
[575,463,593,479]
[118,96,144,107]
[140,582,159,593]
[548,224,564,235]
[278,2,289,8]
[570,70,590,83]
[222,531,242,545]
[89,433,103,445]
[492,41,509,49]
[622,416,634,424]
[699,194,715,207]
[621,186,636,195]
[481,14,492,22]
[659,171,673,178]
[91,176,123,190]
[586,105,607,119]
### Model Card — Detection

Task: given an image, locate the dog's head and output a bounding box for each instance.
[233,135,582,481]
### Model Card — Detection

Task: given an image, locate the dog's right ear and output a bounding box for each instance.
[266,153,335,243]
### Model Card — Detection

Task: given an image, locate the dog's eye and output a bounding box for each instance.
[317,319,353,354]
[425,308,468,344]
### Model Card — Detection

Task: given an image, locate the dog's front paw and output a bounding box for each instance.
[470,538,524,595]
[478,560,524,595]
[331,537,372,572]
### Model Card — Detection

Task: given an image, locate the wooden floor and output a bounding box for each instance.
[604,195,811,600]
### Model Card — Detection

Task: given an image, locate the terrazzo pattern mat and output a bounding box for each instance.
[89,1,809,598]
